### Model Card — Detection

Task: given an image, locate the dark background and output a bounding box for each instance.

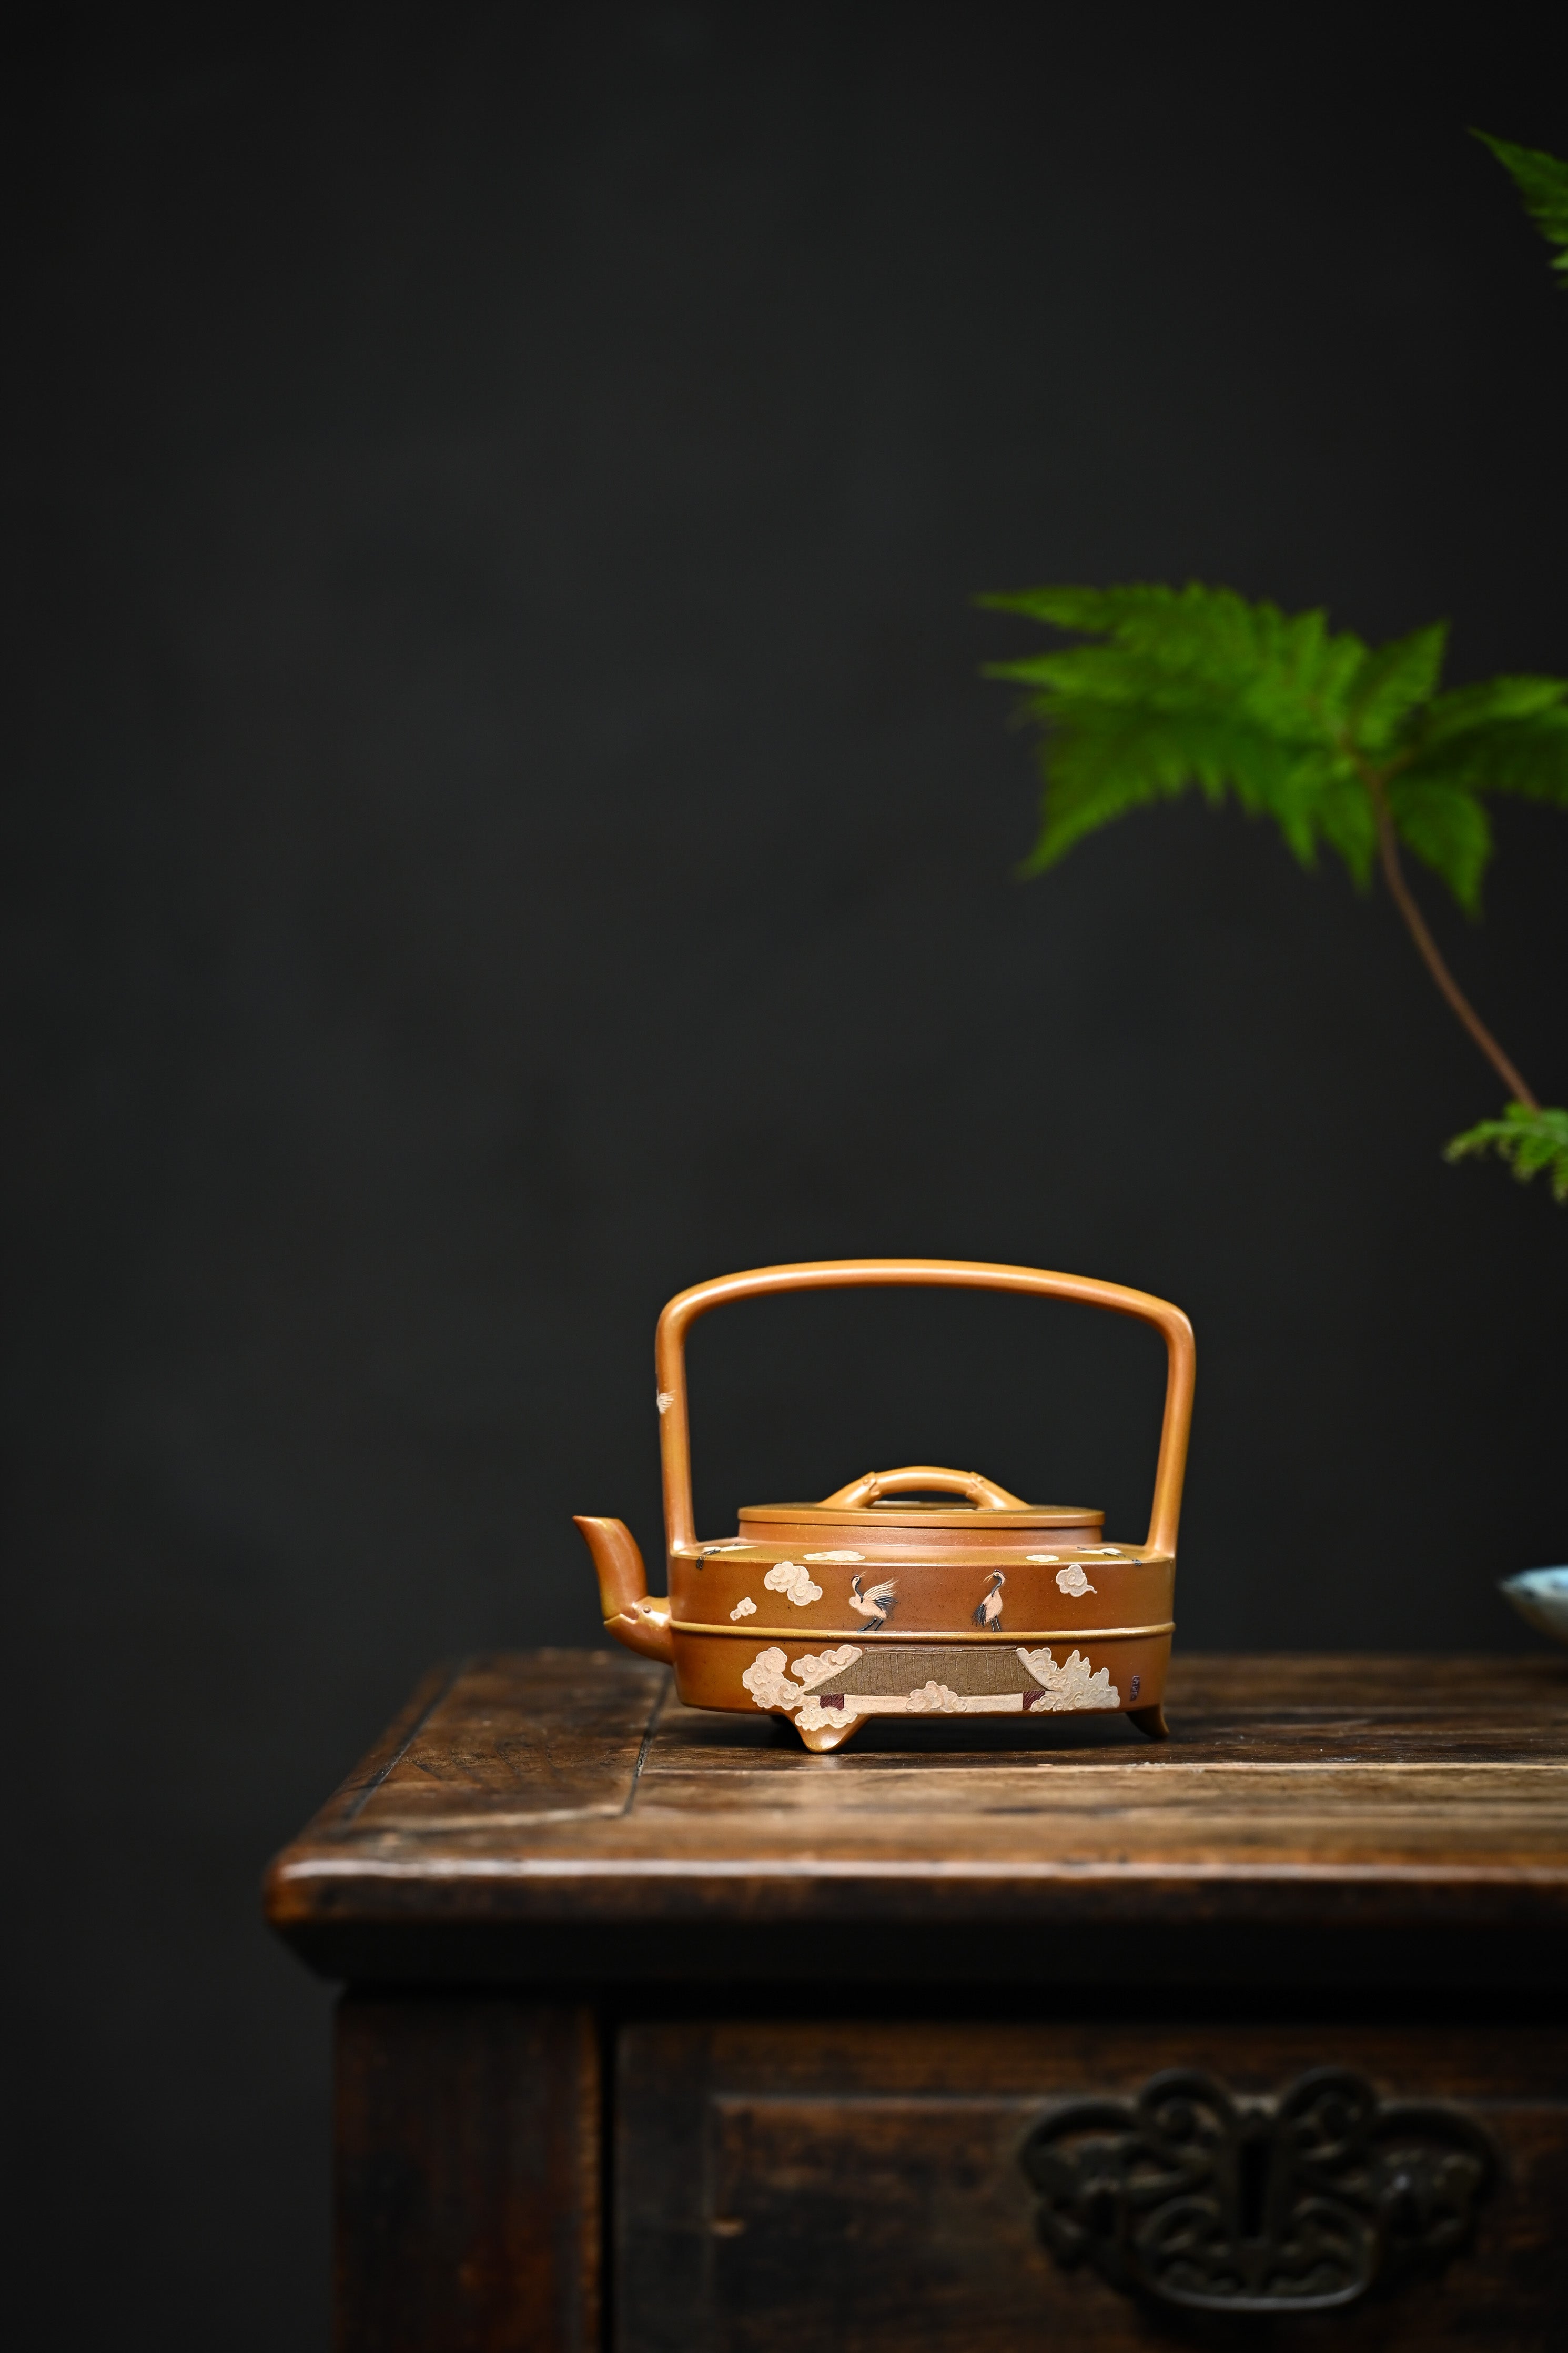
[7,3,1568,2345]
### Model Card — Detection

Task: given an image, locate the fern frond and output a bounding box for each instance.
[1418,675,1568,741]
[1474,130,1568,285]
[984,581,1377,878]
[980,584,1190,635]
[1405,702,1568,803]
[1383,776,1493,911]
[984,581,1568,914]
[1018,705,1315,870]
[1311,770,1380,886]
[1444,1103,1568,1202]
[1346,623,1448,751]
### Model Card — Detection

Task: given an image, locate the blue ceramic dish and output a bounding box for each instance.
[1500,1566,1568,1644]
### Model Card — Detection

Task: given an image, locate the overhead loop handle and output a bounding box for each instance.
[817,1464,1030,1511]
[652,1257,1196,1565]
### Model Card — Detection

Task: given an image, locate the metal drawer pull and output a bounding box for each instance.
[1019,2065,1496,2315]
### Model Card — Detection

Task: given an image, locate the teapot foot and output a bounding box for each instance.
[794,1714,864,1753]
[1127,1703,1170,1741]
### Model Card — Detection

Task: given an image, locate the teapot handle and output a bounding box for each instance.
[653,1257,1195,1564]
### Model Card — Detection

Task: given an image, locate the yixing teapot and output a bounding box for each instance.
[575,1257,1195,1752]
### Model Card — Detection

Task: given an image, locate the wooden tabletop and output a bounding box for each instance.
[266,1649,1568,1990]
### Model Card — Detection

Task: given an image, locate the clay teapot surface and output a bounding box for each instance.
[575,1258,1195,1753]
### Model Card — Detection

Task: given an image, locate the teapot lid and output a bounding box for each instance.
[737,1466,1101,1533]
[738,1498,1101,1531]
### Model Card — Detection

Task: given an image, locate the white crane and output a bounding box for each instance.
[972,1570,1005,1630]
[847,1574,898,1628]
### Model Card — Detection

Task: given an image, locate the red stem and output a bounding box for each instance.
[1364,769,1539,1111]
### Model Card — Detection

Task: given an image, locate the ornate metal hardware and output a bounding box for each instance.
[1019,2065,1496,2315]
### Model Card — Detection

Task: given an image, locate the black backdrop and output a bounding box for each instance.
[8,5,1568,2346]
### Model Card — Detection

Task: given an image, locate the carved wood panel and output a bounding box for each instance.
[616,2018,1567,2351]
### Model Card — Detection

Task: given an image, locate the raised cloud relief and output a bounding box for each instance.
[740,1640,1120,1724]
[1015,1647,1120,1710]
[763,1560,823,1606]
[739,1643,862,1716]
[740,1648,802,1708]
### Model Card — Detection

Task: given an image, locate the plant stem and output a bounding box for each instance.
[1363,769,1540,1110]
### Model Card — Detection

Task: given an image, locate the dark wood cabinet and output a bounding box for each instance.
[618,2018,1568,2351]
[267,1651,1568,2350]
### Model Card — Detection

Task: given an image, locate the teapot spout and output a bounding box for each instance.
[573,1515,674,1664]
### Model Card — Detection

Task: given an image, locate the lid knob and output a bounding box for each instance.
[817,1465,1030,1511]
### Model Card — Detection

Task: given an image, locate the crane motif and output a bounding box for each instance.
[847,1574,898,1629]
[972,1570,1006,1630]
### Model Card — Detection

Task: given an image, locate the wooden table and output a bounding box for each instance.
[267,1650,1568,2351]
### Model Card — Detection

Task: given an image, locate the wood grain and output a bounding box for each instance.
[618,2018,1568,2352]
[294,1650,670,1837]
[280,1656,1568,2347]
[266,1653,1568,1963]
[336,1994,599,2352]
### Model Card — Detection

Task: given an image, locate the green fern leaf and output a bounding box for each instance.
[984,581,1377,884]
[1346,623,1448,752]
[981,584,1188,635]
[1018,713,1224,870]
[1019,705,1313,870]
[1474,130,1568,285]
[985,582,1568,912]
[1383,776,1493,911]
[1406,701,1568,803]
[1311,769,1380,886]
[1417,672,1568,743]
[1445,1103,1568,1202]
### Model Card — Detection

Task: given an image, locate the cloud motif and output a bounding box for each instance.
[764,1560,823,1606]
[906,1681,966,1713]
[789,1645,861,1690]
[729,1596,757,1620]
[796,1696,859,1732]
[1055,1565,1096,1597]
[1016,1647,1120,1711]
[741,1648,803,1710]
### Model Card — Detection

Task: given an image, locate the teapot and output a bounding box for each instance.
[575,1256,1195,1752]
